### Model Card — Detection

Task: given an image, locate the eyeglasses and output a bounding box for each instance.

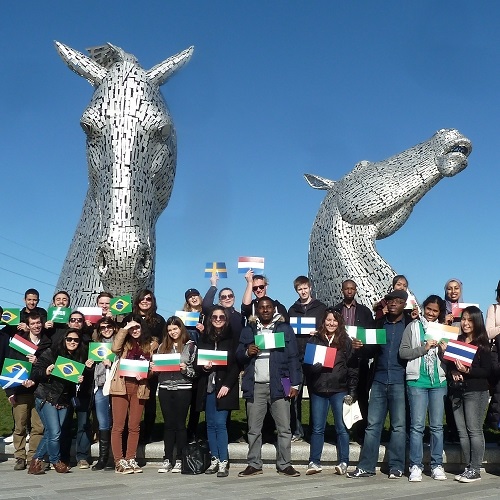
[69,317,83,323]
[211,315,226,321]
[252,285,266,292]
[141,296,153,302]
[220,293,234,300]
[65,337,80,343]
[99,325,113,330]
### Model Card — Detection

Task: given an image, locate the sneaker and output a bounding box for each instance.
[205,457,219,474]
[115,459,134,474]
[4,434,14,444]
[454,466,470,481]
[128,458,142,473]
[217,460,229,477]
[238,465,263,477]
[158,459,172,473]
[278,465,300,477]
[334,462,347,475]
[408,465,422,482]
[347,467,375,478]
[431,465,447,481]
[459,468,481,483]
[388,469,403,479]
[291,435,304,443]
[306,461,322,475]
[78,459,90,469]
[14,458,26,471]
[171,460,182,473]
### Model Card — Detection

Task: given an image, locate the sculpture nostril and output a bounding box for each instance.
[135,246,152,279]
[97,247,108,276]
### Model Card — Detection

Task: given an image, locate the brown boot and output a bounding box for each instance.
[27,459,45,475]
[52,461,70,473]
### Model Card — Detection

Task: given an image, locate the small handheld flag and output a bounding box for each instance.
[238,256,265,274]
[152,353,181,372]
[1,308,20,325]
[443,339,478,367]
[254,332,285,350]
[424,323,459,343]
[110,295,133,315]
[197,349,228,366]
[118,359,149,378]
[0,358,31,389]
[47,307,71,324]
[451,303,480,319]
[9,334,37,356]
[204,262,228,278]
[290,317,316,336]
[88,342,115,362]
[175,311,200,327]
[76,307,102,324]
[303,343,337,368]
[52,356,85,383]
[347,326,387,345]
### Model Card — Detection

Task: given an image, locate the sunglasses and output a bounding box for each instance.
[252,285,266,292]
[65,337,80,343]
[219,293,234,300]
[99,325,113,330]
[69,317,83,323]
[141,296,153,302]
[211,315,226,321]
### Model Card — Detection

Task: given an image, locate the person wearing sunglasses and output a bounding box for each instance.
[29,328,88,474]
[196,306,240,478]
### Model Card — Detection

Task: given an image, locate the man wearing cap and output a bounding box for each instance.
[347,288,411,479]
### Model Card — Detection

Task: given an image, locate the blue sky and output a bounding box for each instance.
[1,1,498,319]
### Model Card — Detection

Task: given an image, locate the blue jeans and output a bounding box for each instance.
[407,385,447,469]
[358,381,406,473]
[205,391,229,461]
[309,391,349,465]
[34,398,68,464]
[94,388,111,430]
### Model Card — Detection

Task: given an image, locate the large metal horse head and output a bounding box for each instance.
[55,42,193,305]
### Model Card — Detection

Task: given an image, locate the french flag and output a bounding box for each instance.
[443,339,478,367]
[303,343,337,369]
[238,256,265,273]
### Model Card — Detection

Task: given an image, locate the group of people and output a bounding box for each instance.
[0,275,499,484]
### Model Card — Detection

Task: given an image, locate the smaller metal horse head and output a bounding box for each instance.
[55,42,193,305]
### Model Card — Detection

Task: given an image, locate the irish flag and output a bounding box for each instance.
[290,317,316,336]
[443,339,478,367]
[424,323,459,342]
[197,349,228,366]
[9,334,37,356]
[254,332,285,350]
[347,326,386,345]
[238,256,265,273]
[118,359,149,378]
[303,344,337,368]
[152,353,181,372]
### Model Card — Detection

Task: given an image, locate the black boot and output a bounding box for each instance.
[92,430,110,471]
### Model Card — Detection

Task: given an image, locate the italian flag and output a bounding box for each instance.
[347,326,386,345]
[152,353,181,372]
[424,323,459,342]
[303,344,337,368]
[254,332,285,350]
[118,359,149,378]
[9,334,37,356]
[197,349,228,366]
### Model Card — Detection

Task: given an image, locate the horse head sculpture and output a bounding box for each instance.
[54,42,193,305]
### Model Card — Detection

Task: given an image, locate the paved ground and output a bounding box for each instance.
[1,460,500,500]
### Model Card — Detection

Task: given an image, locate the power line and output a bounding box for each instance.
[0,251,59,276]
[0,266,56,288]
[0,235,63,264]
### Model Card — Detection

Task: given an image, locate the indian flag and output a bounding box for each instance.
[303,344,337,368]
[118,359,149,378]
[0,358,31,389]
[52,356,85,383]
[152,353,181,372]
[197,349,228,366]
[290,317,316,336]
[9,334,37,356]
[254,332,285,350]
[425,323,459,342]
[347,326,386,345]
[238,256,265,273]
[110,295,133,315]
[88,342,115,362]
[1,308,20,325]
[76,307,102,324]
[47,306,71,323]
[175,311,200,327]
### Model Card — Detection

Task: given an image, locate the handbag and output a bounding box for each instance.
[102,358,119,397]
[181,439,211,474]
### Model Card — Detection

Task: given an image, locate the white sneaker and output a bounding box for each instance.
[454,466,469,481]
[127,458,142,473]
[217,460,229,477]
[158,459,172,473]
[334,462,347,475]
[408,465,422,482]
[306,461,322,475]
[205,457,219,474]
[171,460,182,473]
[4,434,14,445]
[431,465,447,480]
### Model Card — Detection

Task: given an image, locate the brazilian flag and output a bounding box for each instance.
[88,342,115,362]
[51,356,85,383]
[109,295,132,315]
[1,308,20,325]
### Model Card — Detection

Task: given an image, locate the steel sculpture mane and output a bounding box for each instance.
[54,41,193,305]
[306,128,472,308]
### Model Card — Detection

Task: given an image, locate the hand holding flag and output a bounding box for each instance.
[204,262,227,278]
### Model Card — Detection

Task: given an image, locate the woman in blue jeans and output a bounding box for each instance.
[304,308,358,475]
[196,306,240,478]
[445,305,491,483]
[399,295,448,482]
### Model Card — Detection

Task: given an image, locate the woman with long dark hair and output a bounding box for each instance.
[445,306,491,483]
[399,295,448,481]
[305,308,358,476]
[196,306,240,478]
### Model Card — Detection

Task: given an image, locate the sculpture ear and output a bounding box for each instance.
[147,46,194,86]
[304,173,336,190]
[55,41,106,86]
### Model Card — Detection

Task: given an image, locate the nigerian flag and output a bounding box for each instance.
[254,332,285,350]
[346,326,387,345]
